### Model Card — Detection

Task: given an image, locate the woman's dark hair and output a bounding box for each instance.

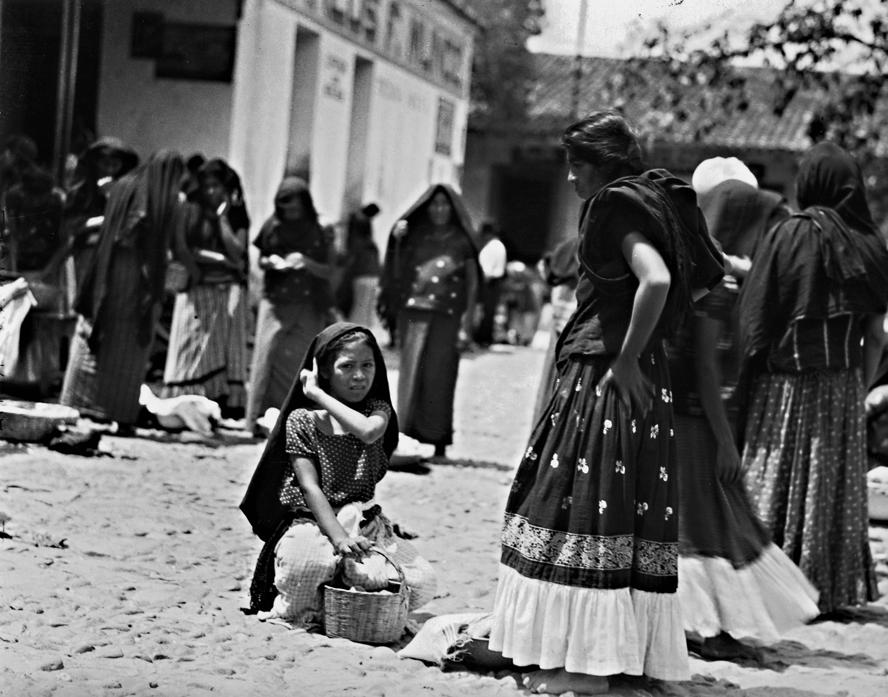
[198,157,250,231]
[316,329,374,385]
[561,111,645,180]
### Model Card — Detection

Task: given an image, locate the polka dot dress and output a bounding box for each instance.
[278,400,391,510]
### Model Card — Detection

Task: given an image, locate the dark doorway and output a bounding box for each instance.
[0,0,103,171]
[491,167,556,264]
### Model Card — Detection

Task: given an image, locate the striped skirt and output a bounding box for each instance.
[161,283,248,409]
[60,247,156,425]
[742,368,878,613]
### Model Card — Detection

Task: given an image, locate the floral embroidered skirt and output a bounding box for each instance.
[490,344,689,680]
[742,368,878,614]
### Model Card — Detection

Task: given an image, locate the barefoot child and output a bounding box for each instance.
[240,322,435,627]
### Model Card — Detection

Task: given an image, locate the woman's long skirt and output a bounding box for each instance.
[60,248,156,425]
[742,369,879,614]
[396,309,461,447]
[490,345,689,681]
[675,414,819,640]
[245,297,327,428]
[161,282,248,410]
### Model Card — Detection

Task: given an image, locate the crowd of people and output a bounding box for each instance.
[3,108,888,695]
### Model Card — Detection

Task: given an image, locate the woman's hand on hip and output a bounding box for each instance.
[598,355,655,415]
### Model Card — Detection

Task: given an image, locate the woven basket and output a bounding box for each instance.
[0,400,79,442]
[323,548,409,644]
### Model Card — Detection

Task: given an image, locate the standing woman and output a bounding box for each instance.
[245,177,333,435]
[740,141,888,615]
[489,112,724,695]
[669,165,818,658]
[377,184,479,458]
[61,150,184,433]
[161,158,251,418]
[63,137,139,287]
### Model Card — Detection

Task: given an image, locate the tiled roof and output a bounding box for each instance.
[523,53,857,153]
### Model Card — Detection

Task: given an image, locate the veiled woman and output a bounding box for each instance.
[377,184,479,458]
[61,150,184,434]
[740,141,888,614]
[161,158,250,418]
[669,160,818,659]
[63,137,140,287]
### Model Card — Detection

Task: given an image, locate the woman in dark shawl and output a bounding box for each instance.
[668,165,818,660]
[60,150,184,433]
[489,112,724,695]
[63,137,140,287]
[161,158,250,418]
[740,141,888,614]
[245,176,334,434]
[240,322,434,624]
[377,183,480,458]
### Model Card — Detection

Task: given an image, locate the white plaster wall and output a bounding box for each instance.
[363,61,467,254]
[311,32,356,225]
[229,0,299,232]
[97,0,237,162]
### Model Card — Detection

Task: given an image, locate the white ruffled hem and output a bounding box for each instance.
[678,543,820,641]
[489,564,689,681]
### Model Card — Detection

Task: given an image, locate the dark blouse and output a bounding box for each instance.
[668,277,740,419]
[557,172,724,363]
[253,216,331,307]
[401,224,476,316]
[279,399,391,513]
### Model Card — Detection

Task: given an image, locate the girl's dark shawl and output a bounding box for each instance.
[239,322,398,542]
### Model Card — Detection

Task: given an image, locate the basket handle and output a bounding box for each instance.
[365,545,409,602]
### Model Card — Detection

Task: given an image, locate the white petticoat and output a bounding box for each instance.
[678,543,820,641]
[489,564,689,681]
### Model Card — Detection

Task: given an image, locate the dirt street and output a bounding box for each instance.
[2,344,888,697]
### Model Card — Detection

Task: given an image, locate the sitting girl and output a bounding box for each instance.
[240,322,436,628]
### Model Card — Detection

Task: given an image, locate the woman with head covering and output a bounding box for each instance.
[63,137,140,287]
[739,141,888,615]
[668,159,818,659]
[245,176,334,435]
[160,157,250,419]
[60,150,184,433]
[489,112,724,695]
[239,321,435,624]
[377,183,480,458]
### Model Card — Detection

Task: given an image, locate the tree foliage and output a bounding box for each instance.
[632,0,888,224]
[465,0,545,128]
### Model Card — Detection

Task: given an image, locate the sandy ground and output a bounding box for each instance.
[2,344,888,697]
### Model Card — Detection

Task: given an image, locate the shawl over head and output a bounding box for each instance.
[796,140,879,236]
[697,179,786,259]
[83,136,140,177]
[739,142,888,369]
[377,183,480,324]
[273,176,318,223]
[239,322,398,541]
[74,149,184,349]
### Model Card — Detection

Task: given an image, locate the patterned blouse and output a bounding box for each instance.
[401,224,476,316]
[278,399,391,512]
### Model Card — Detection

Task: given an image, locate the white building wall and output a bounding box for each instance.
[97,0,237,161]
[229,0,299,231]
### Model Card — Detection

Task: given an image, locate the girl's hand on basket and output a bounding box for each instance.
[335,535,371,557]
[598,355,655,415]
